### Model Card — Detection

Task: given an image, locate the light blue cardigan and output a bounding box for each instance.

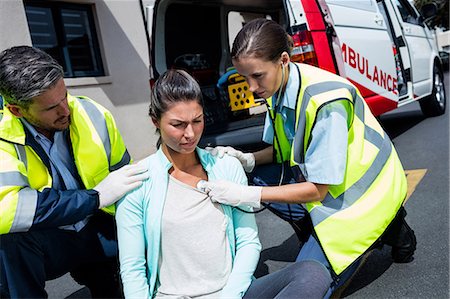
[115,147,261,298]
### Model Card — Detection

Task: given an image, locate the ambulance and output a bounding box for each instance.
[141,0,446,149]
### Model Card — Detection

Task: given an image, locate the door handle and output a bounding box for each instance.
[374,15,384,26]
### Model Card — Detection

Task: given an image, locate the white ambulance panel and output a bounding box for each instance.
[326,0,399,101]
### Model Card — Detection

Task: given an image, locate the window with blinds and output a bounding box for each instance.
[24,2,104,78]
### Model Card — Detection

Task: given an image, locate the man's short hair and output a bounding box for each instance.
[0,46,64,108]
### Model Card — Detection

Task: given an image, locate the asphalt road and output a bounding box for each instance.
[46,72,449,298]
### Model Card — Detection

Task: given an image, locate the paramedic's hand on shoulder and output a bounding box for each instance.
[205,146,255,173]
[197,180,262,208]
[95,163,149,208]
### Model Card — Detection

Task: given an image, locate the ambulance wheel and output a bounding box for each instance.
[420,65,446,117]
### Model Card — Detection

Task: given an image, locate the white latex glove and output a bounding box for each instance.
[197,180,262,208]
[205,146,256,173]
[94,163,149,208]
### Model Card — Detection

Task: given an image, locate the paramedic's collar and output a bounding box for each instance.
[20,118,54,142]
[277,62,300,110]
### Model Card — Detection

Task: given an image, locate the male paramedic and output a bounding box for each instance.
[0,46,148,298]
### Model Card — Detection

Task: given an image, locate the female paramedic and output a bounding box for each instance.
[201,18,417,298]
[115,69,327,298]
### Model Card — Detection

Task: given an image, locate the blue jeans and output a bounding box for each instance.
[244,260,332,299]
[249,163,362,298]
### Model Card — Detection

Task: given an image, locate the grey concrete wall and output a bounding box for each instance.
[1,0,158,160]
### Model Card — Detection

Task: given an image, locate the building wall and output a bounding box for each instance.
[0,0,158,160]
[0,1,32,48]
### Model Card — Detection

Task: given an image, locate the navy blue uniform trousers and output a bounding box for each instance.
[0,212,122,298]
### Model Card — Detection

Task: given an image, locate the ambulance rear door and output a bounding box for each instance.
[141,0,156,81]
[384,0,437,102]
[325,0,402,115]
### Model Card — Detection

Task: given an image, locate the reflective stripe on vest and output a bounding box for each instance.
[0,144,38,233]
[311,130,391,223]
[293,81,356,164]
[14,143,27,169]
[78,98,112,167]
[266,97,291,163]
[75,96,130,173]
[10,188,38,232]
[0,171,28,187]
[280,64,405,275]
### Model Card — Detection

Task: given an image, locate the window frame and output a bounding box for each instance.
[24,1,105,78]
[393,0,423,26]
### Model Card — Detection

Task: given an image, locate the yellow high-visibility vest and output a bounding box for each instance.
[0,94,130,234]
[267,63,407,275]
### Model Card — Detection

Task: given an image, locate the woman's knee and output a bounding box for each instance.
[288,261,333,298]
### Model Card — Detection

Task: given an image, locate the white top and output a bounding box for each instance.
[155,176,232,299]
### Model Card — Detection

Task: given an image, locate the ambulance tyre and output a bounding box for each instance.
[419,65,446,117]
